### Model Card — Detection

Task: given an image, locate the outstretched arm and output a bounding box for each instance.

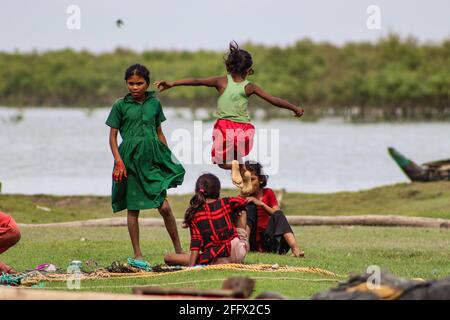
[246,83,304,117]
[154,76,223,92]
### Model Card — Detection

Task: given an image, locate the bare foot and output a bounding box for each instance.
[241,170,253,195]
[0,262,17,274]
[231,160,244,188]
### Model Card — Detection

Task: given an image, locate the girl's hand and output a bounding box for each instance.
[113,160,127,182]
[153,80,174,92]
[246,196,263,206]
[294,107,304,118]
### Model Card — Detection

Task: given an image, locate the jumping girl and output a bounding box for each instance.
[106,64,186,260]
[154,41,304,195]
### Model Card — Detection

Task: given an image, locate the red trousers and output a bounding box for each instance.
[0,212,21,273]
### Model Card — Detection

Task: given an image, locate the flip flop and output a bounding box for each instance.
[127,258,152,271]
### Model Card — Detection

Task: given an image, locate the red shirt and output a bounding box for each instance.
[256,188,279,232]
[0,211,12,236]
[189,196,247,264]
[255,188,279,250]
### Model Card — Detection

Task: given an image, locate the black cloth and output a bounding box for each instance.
[246,203,293,254]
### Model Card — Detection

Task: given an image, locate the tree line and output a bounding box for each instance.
[1,34,449,121]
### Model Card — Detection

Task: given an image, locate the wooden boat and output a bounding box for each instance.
[388,147,450,182]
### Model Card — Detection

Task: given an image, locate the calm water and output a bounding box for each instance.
[1,107,450,196]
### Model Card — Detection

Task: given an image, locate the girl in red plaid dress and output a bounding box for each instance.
[164,173,249,266]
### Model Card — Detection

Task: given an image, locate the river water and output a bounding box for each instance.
[1,107,449,195]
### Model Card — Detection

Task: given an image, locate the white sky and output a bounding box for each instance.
[1,0,449,53]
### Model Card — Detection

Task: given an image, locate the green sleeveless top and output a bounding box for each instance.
[214,74,251,123]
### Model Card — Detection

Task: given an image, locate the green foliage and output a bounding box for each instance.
[0,34,449,120]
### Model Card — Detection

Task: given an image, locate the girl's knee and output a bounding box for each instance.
[127,210,139,217]
[159,203,172,218]
[164,253,174,264]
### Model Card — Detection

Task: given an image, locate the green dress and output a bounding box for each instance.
[106,91,185,213]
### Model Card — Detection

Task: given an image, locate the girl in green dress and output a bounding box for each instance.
[106,64,185,258]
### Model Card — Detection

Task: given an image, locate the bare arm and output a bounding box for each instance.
[189,250,199,267]
[246,83,304,117]
[156,126,168,146]
[109,128,127,182]
[247,196,280,215]
[260,202,280,215]
[154,76,224,92]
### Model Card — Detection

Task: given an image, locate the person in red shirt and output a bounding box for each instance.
[244,161,304,257]
[0,211,21,273]
[164,173,249,266]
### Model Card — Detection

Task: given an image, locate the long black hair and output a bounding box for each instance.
[245,160,268,187]
[124,64,150,84]
[224,41,254,78]
[183,173,221,227]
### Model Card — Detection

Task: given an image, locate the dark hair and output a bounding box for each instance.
[183,173,221,227]
[245,160,268,188]
[224,41,254,78]
[124,64,150,84]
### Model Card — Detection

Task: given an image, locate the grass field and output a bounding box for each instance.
[2,225,449,298]
[1,182,449,298]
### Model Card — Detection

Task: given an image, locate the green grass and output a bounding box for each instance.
[1,182,449,298]
[1,182,450,224]
[2,225,449,298]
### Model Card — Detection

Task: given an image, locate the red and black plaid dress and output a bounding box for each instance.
[189,196,247,264]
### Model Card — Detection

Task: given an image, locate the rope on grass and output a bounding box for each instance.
[19,264,340,286]
[26,276,341,290]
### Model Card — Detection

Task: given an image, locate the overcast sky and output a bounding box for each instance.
[1,0,449,53]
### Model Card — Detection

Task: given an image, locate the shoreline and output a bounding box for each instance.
[1,182,450,224]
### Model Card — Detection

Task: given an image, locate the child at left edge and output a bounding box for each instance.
[0,211,21,274]
[106,64,186,260]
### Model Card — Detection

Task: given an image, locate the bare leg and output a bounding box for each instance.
[235,210,250,250]
[235,210,247,230]
[0,262,17,274]
[230,160,244,188]
[158,199,184,254]
[164,253,191,266]
[127,210,143,259]
[241,170,253,195]
[283,232,305,257]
